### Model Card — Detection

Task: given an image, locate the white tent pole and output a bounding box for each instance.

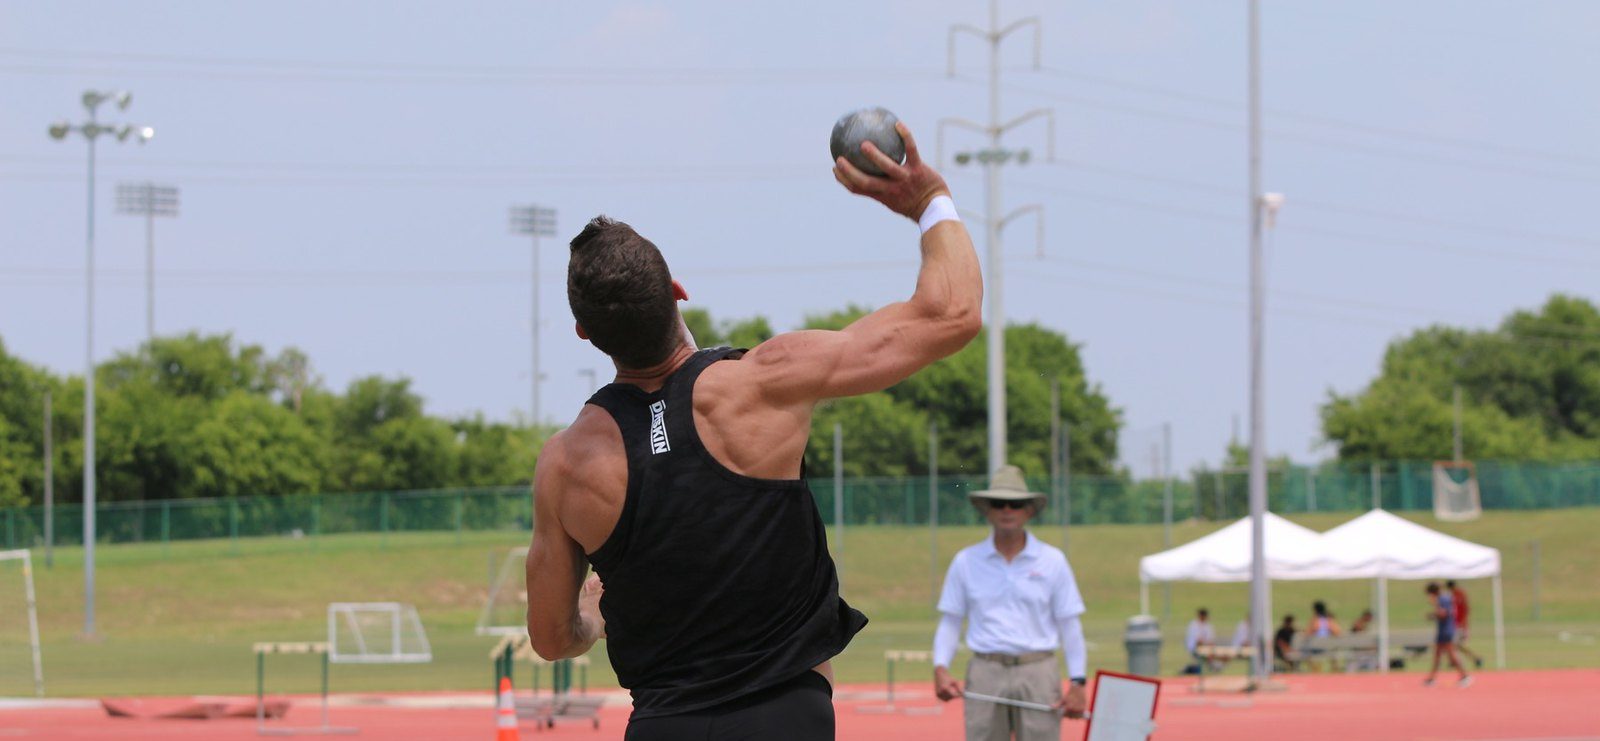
[1377,577,1389,674]
[1492,574,1505,669]
[1140,580,1150,615]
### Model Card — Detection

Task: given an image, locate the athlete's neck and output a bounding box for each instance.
[612,344,697,392]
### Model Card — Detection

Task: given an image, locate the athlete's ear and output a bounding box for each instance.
[671,280,689,301]
[575,321,589,340]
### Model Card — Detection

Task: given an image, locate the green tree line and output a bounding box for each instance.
[1322,294,1600,461]
[0,333,542,508]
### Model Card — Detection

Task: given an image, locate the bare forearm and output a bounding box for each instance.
[906,220,983,352]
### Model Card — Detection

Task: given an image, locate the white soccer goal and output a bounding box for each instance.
[1432,461,1483,522]
[0,549,43,697]
[326,603,432,664]
[476,546,529,637]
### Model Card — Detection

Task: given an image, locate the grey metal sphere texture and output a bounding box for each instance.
[830,107,906,177]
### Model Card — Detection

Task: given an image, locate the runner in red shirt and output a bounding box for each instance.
[1447,580,1484,669]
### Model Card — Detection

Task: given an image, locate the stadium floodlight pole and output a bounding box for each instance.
[115,182,179,344]
[509,205,556,426]
[942,0,1055,477]
[43,390,53,568]
[1246,0,1271,682]
[578,369,598,396]
[48,89,153,639]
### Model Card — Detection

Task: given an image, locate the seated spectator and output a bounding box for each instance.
[1350,609,1374,634]
[1231,612,1253,648]
[1184,608,1219,673]
[1305,600,1344,638]
[1274,614,1301,672]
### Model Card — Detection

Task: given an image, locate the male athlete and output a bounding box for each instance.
[525,121,982,740]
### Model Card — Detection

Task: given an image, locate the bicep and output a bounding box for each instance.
[743,308,959,403]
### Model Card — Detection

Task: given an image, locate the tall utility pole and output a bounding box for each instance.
[1246,0,1270,682]
[944,0,1054,477]
[115,182,179,343]
[509,205,556,426]
[48,90,154,638]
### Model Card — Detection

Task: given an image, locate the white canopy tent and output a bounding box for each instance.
[1137,513,1334,613]
[1314,509,1504,671]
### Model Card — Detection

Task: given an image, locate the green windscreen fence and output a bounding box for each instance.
[2,461,1597,551]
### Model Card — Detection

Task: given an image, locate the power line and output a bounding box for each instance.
[1031,65,1600,170]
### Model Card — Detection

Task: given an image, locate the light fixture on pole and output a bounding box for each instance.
[115,182,179,345]
[47,89,154,639]
[941,0,1056,477]
[509,205,557,427]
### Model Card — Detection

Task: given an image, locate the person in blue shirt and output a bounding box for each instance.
[1423,583,1472,687]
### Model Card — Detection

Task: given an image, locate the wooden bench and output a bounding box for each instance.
[1296,629,1433,671]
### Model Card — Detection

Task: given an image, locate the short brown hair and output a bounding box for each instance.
[567,216,679,369]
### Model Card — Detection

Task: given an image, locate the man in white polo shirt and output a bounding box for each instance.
[932,465,1088,740]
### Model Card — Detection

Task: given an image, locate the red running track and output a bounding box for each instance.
[1,670,1595,740]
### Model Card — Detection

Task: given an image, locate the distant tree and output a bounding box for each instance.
[1322,294,1600,460]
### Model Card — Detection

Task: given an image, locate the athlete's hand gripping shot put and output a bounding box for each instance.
[524,121,982,740]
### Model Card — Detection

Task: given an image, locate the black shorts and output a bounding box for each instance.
[624,671,834,741]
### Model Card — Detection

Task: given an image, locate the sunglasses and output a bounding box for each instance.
[981,498,1032,510]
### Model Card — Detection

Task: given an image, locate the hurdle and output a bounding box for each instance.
[252,642,357,736]
[489,633,602,730]
[855,650,943,715]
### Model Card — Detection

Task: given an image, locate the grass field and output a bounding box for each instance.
[1,508,1595,698]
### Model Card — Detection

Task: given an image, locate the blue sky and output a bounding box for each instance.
[3,1,1598,476]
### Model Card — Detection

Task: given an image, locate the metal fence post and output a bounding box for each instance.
[229,498,240,554]
[160,501,170,558]
[454,491,465,544]
[380,492,390,549]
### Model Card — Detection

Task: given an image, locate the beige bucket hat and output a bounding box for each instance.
[969,465,1048,508]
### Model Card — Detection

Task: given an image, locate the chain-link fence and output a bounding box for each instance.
[2,461,1597,551]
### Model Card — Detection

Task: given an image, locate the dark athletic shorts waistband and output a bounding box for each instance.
[624,671,834,741]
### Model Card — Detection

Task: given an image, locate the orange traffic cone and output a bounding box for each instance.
[496,676,520,741]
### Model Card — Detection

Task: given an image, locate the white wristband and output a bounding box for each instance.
[918,195,960,234]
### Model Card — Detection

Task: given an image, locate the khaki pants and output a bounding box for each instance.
[964,655,1061,741]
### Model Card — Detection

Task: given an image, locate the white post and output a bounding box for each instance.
[22,551,43,696]
[1377,577,1390,674]
[1140,580,1150,616]
[1492,574,1505,669]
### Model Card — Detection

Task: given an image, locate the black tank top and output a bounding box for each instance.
[584,347,867,720]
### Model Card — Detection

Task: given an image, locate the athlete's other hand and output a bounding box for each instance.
[933,666,964,702]
[834,121,950,221]
[1055,682,1087,719]
[579,573,606,640]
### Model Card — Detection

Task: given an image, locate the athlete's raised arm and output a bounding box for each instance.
[741,121,983,404]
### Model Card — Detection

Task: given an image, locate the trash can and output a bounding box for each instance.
[1124,615,1163,676]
